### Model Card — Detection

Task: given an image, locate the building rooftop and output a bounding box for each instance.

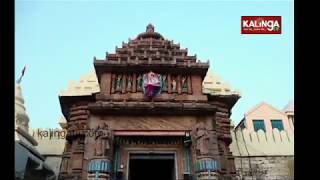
[59,70,100,96]
[202,71,240,96]
[283,100,294,113]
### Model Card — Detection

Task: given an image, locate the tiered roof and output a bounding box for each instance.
[94,24,209,79]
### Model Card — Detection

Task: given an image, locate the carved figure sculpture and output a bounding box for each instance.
[172,79,177,91]
[182,76,188,92]
[136,74,143,91]
[127,75,132,91]
[115,75,122,91]
[95,123,111,157]
[195,122,210,155]
[162,75,168,91]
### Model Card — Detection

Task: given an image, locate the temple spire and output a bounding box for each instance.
[146,23,155,33]
[15,83,30,132]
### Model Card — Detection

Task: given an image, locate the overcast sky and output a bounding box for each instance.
[15,0,294,128]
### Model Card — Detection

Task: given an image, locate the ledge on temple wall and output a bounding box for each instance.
[230,128,294,157]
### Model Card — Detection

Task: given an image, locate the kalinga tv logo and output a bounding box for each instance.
[241,16,281,34]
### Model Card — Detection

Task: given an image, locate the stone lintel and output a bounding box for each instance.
[88,101,217,115]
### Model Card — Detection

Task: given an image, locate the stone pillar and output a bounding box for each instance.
[122,74,127,94]
[191,75,202,95]
[214,107,237,179]
[183,133,192,180]
[177,75,182,94]
[100,73,112,95]
[168,74,172,93]
[187,76,192,94]
[111,74,116,94]
[192,117,221,180]
[132,73,137,93]
[88,123,113,180]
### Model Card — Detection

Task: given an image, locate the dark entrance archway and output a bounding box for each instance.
[128,153,175,180]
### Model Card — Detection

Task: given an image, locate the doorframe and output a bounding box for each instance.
[126,150,178,180]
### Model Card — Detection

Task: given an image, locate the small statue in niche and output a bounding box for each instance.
[137,74,143,91]
[115,75,122,91]
[127,75,132,91]
[172,78,177,91]
[195,122,210,156]
[161,75,168,91]
[94,123,111,157]
[182,76,188,92]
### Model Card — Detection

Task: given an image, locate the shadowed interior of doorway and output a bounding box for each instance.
[129,153,175,180]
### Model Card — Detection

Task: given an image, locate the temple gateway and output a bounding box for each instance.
[58,24,240,180]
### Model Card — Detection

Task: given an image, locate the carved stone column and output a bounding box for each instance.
[177,75,182,94]
[111,74,116,94]
[214,106,237,179]
[132,73,137,92]
[192,118,221,180]
[168,74,172,93]
[122,74,127,94]
[61,103,89,180]
[100,73,112,95]
[187,76,192,94]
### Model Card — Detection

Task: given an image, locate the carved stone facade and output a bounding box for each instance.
[58,24,240,180]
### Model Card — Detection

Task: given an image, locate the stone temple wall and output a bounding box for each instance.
[234,156,294,180]
[229,128,294,180]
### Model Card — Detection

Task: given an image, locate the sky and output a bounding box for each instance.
[15,0,294,128]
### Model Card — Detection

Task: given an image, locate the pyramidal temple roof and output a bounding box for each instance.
[202,71,240,96]
[100,23,197,63]
[59,70,100,96]
[60,24,238,97]
[93,24,210,80]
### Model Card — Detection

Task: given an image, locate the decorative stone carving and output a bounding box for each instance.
[195,122,210,156]
[87,159,112,180]
[136,74,143,91]
[127,75,132,91]
[143,71,161,97]
[161,75,168,91]
[115,75,122,92]
[94,123,111,157]
[111,74,116,93]
[182,75,188,92]
[172,78,177,92]
[196,158,219,180]
[58,24,240,179]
